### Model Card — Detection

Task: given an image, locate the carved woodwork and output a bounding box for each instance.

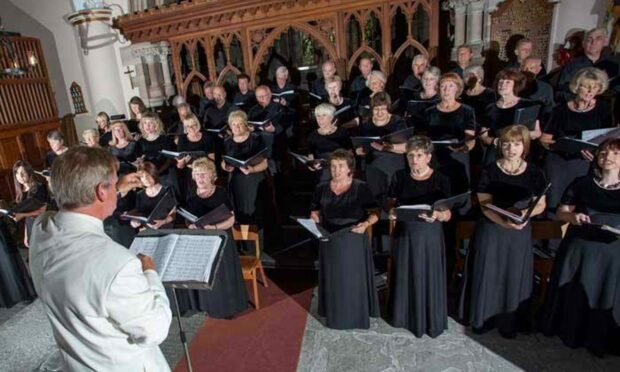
[115,0,439,97]
[0,36,59,201]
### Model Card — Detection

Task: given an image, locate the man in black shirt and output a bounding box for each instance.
[311,60,338,100]
[203,86,234,130]
[232,73,256,112]
[450,44,473,78]
[521,57,555,125]
[506,38,547,77]
[402,54,428,93]
[198,81,215,121]
[349,57,373,98]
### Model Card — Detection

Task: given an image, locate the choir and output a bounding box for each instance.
[2,28,620,358]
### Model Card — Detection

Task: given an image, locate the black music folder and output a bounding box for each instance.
[482,183,551,224]
[291,216,352,241]
[513,105,540,130]
[223,147,269,168]
[121,191,176,225]
[395,192,471,220]
[177,204,233,228]
[351,127,415,148]
[288,151,327,167]
[159,150,207,159]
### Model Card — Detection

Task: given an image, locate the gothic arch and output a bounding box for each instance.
[216,65,242,85]
[182,70,208,98]
[389,38,428,71]
[347,45,384,75]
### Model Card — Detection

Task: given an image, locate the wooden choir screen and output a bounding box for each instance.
[0,36,59,201]
[115,0,439,98]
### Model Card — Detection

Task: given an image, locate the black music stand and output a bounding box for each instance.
[135,229,229,372]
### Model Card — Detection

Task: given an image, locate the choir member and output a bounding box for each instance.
[95,112,112,147]
[109,121,138,173]
[357,70,387,121]
[461,65,496,126]
[356,92,407,208]
[349,57,373,98]
[558,28,618,101]
[449,44,473,78]
[136,112,178,195]
[125,161,175,230]
[311,60,337,100]
[310,149,380,329]
[176,115,215,193]
[249,85,289,169]
[540,67,612,214]
[82,129,100,148]
[168,102,194,136]
[221,110,269,227]
[401,54,428,94]
[520,57,555,125]
[480,68,541,165]
[198,81,215,121]
[11,160,49,247]
[45,130,68,168]
[176,157,248,318]
[272,66,297,108]
[387,136,451,337]
[232,73,256,111]
[541,138,620,356]
[203,86,234,130]
[0,218,35,308]
[128,96,148,133]
[407,66,440,130]
[460,125,547,338]
[507,38,547,77]
[307,103,352,182]
[325,76,359,128]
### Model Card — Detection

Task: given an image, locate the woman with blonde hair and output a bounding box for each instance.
[136,112,178,194]
[176,115,215,194]
[82,129,100,148]
[175,157,248,317]
[109,121,138,174]
[95,111,112,147]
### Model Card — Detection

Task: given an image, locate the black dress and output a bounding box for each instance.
[541,177,620,355]
[459,162,547,334]
[99,131,113,147]
[388,170,451,337]
[0,219,35,308]
[543,101,612,214]
[232,90,257,112]
[204,102,235,130]
[223,134,269,226]
[425,104,476,207]
[332,97,358,127]
[461,88,495,128]
[307,127,352,182]
[136,135,179,196]
[174,187,249,318]
[359,115,407,208]
[407,92,439,131]
[109,141,138,175]
[134,185,175,229]
[176,134,214,195]
[311,179,380,329]
[18,183,49,241]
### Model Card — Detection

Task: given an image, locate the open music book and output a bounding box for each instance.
[130,233,224,284]
[121,191,176,225]
[177,204,233,227]
[308,92,323,101]
[248,112,282,128]
[351,127,415,148]
[395,192,471,220]
[288,151,326,167]
[291,217,352,241]
[205,126,229,135]
[272,90,296,98]
[513,105,540,130]
[594,224,620,237]
[550,126,619,155]
[223,147,269,168]
[334,105,352,117]
[482,183,551,224]
[159,149,207,159]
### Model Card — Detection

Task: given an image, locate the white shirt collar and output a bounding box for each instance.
[55,210,105,235]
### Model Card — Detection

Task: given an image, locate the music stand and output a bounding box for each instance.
[135,229,229,372]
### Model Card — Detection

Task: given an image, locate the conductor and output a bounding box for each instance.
[29,146,173,371]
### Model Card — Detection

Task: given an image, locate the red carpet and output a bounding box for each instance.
[174,277,314,372]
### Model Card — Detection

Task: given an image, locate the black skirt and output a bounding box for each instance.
[544,151,590,214]
[228,171,268,227]
[318,230,380,329]
[171,230,249,318]
[389,220,447,337]
[459,218,533,329]
[541,214,620,354]
[0,220,35,308]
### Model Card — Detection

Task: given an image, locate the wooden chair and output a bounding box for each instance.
[450,220,476,291]
[232,224,268,310]
[531,220,565,302]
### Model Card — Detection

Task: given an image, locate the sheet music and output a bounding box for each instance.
[296,218,325,239]
[129,235,178,274]
[163,235,223,282]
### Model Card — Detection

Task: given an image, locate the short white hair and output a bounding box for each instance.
[366,70,387,88]
[412,54,428,66]
[314,103,336,118]
[276,66,289,77]
[463,65,484,81]
[422,66,441,80]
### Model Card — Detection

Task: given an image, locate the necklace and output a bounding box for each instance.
[498,159,524,175]
[595,177,620,190]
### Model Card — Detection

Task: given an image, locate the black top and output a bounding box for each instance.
[461,88,496,126]
[521,80,555,121]
[135,186,172,216]
[544,100,612,138]
[17,182,49,205]
[204,102,235,129]
[402,75,422,93]
[232,90,257,112]
[388,169,451,205]
[311,78,329,99]
[425,104,476,141]
[307,127,352,158]
[99,131,113,147]
[332,97,358,125]
[349,75,367,95]
[45,151,58,169]
[311,179,377,231]
[248,101,285,134]
[359,115,407,137]
[137,135,173,165]
[198,97,214,120]
[407,91,440,131]
[177,134,214,155]
[483,98,538,136]
[558,54,619,91]
[560,176,620,215]
[476,162,547,209]
[110,141,138,163]
[185,186,234,217]
[271,82,298,107]
[223,133,266,174]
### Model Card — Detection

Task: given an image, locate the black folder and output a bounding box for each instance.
[351,127,415,148]
[121,191,176,225]
[551,138,598,154]
[159,150,207,159]
[513,105,540,130]
[177,204,233,227]
[395,192,471,220]
[291,216,352,241]
[288,151,327,167]
[247,112,282,129]
[482,183,551,224]
[223,147,269,168]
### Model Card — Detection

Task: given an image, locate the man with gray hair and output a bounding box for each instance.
[311,60,338,100]
[402,54,428,93]
[29,146,172,371]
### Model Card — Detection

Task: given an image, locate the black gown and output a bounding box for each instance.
[541,176,620,355]
[459,162,547,334]
[18,183,49,241]
[174,187,249,318]
[311,179,380,329]
[307,127,352,182]
[543,101,612,214]
[136,135,179,196]
[223,134,269,227]
[425,104,476,210]
[359,115,407,208]
[0,219,35,308]
[388,169,451,337]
